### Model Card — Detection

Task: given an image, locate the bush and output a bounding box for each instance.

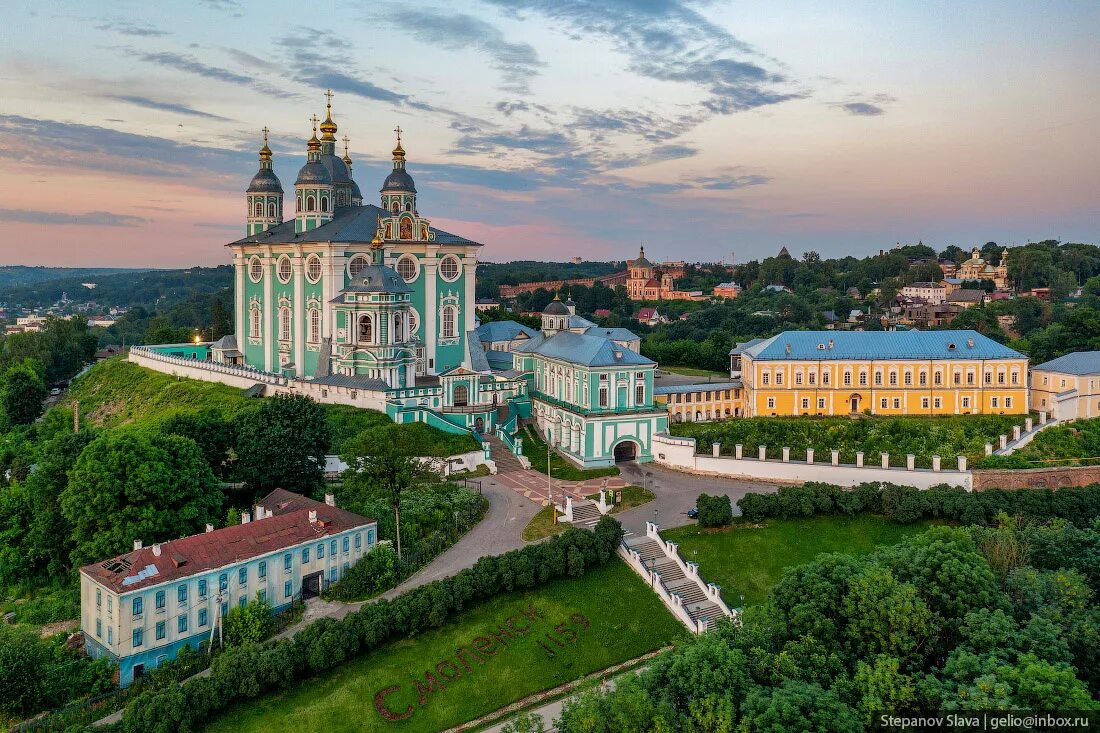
[697,493,733,527]
[736,482,1100,527]
[223,596,273,647]
[121,519,626,730]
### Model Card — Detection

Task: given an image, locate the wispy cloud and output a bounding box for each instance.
[0,208,148,227]
[395,10,544,95]
[105,95,230,121]
[95,20,170,37]
[833,93,897,116]
[128,49,296,99]
[277,30,413,106]
[695,172,773,190]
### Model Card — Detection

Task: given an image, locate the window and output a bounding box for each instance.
[133,597,142,616]
[306,255,322,283]
[355,533,362,549]
[889,371,898,386]
[967,371,975,385]
[934,371,943,386]
[306,194,316,212]
[635,384,645,403]
[775,371,783,385]
[859,371,868,386]
[904,371,912,386]
[962,396,971,408]
[107,596,112,615]
[393,313,403,343]
[919,371,927,386]
[97,619,102,637]
[368,530,375,545]
[953,371,962,385]
[441,306,457,339]
[155,591,165,610]
[198,579,207,599]
[843,371,852,386]
[268,201,277,218]
[767,397,775,409]
[922,397,930,409]
[258,589,267,603]
[320,195,329,213]
[1011,371,1019,385]
[1005,396,1012,408]
[330,540,337,556]
[308,309,321,343]
[156,621,165,640]
[396,255,418,282]
[822,371,830,385]
[277,255,292,283]
[239,595,247,608]
[984,371,992,385]
[875,371,883,386]
[318,543,325,559]
[258,561,267,579]
[177,585,187,604]
[221,601,228,618]
[598,385,609,408]
[801,398,809,409]
[761,372,769,385]
[248,256,263,283]
[818,398,826,409]
[330,567,338,582]
[998,371,1006,385]
[96,589,102,608]
[348,255,369,278]
[219,574,228,592]
[794,372,803,386]
[178,615,187,633]
[357,314,372,343]
[239,567,247,585]
[249,305,262,339]
[438,255,460,282]
[302,547,310,563]
[278,307,291,341]
[133,629,142,648]
[284,581,292,598]
[342,537,350,553]
[992,397,999,408]
[893,398,900,409]
[408,308,419,335]
[881,398,888,409]
[254,201,263,217]
[808,372,816,385]
[198,609,208,627]
[283,553,292,572]
[934,397,942,408]
[108,628,113,645]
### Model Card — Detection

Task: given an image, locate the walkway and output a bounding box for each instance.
[495,468,631,506]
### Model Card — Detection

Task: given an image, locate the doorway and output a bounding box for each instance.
[302,571,323,600]
[613,441,637,463]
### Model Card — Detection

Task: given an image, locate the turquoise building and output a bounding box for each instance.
[80,490,376,687]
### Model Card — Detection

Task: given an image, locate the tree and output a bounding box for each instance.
[1,359,47,426]
[340,426,438,560]
[0,625,50,716]
[159,409,234,478]
[232,394,331,496]
[740,680,861,733]
[222,596,273,647]
[696,493,733,527]
[61,430,223,566]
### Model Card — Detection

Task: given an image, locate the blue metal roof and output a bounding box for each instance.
[728,337,766,356]
[583,326,640,342]
[743,330,1024,361]
[1034,351,1100,375]
[523,331,654,368]
[476,320,537,342]
[654,381,741,395]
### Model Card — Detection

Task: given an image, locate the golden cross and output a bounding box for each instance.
[261,126,269,143]
[394,125,402,143]
[342,135,350,155]
[310,114,319,132]
[324,89,333,107]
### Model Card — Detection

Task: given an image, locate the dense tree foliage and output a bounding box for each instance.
[556,524,1099,732]
[0,316,98,383]
[0,624,114,718]
[1,358,47,426]
[232,394,331,496]
[60,430,223,566]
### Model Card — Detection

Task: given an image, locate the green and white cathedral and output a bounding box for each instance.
[217,98,479,384]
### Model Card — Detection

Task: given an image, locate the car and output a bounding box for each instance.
[686,507,698,519]
[49,388,61,396]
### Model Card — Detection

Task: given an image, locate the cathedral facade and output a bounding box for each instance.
[223,97,478,383]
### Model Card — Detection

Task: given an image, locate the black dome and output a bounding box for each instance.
[247,167,283,193]
[320,154,352,184]
[381,168,416,193]
[295,160,331,185]
[543,299,570,315]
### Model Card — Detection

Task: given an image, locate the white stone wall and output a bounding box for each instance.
[651,433,972,490]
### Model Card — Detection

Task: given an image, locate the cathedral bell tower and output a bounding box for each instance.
[380,126,417,214]
[294,116,334,233]
[245,127,283,235]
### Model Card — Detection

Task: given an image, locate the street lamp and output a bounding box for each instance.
[546,415,562,506]
[653,507,659,528]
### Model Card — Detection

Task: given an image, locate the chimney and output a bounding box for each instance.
[308,510,317,523]
[152,544,162,557]
[133,539,143,551]
[254,505,265,520]
[241,511,251,524]
[324,493,335,507]
[828,339,834,349]
[205,523,214,533]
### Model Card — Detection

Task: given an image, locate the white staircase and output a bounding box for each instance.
[619,522,735,633]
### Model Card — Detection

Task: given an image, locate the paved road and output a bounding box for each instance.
[616,462,777,536]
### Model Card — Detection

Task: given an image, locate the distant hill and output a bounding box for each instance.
[3,266,233,309]
[0,265,148,288]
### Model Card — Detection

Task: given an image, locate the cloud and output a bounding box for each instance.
[0,208,148,227]
[224,49,282,73]
[450,125,574,157]
[602,143,698,169]
[570,107,701,143]
[105,95,230,120]
[277,30,415,106]
[95,20,169,37]
[696,173,773,190]
[128,49,296,99]
[394,11,545,94]
[834,93,897,116]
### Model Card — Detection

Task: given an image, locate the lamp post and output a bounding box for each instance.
[653,507,659,528]
[546,415,562,506]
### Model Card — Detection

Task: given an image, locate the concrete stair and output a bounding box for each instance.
[569,500,602,528]
[484,434,524,474]
[687,601,723,624]
[625,537,664,563]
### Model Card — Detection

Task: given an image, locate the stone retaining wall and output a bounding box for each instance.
[971,464,1100,491]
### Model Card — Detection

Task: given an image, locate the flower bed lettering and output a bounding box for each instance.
[372,605,593,723]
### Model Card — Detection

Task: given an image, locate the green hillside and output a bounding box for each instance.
[67,359,477,456]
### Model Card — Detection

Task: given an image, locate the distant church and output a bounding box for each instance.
[215,93,479,384]
[957,247,1010,290]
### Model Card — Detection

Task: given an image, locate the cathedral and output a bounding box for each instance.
[215,93,479,384]
[957,247,1010,290]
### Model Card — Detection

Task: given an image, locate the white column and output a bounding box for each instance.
[463,256,477,340]
[234,251,244,348]
[293,255,305,377]
[424,245,438,373]
[263,250,273,373]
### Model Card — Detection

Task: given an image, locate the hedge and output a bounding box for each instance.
[696,493,733,528]
[118,517,626,733]
[737,481,1100,527]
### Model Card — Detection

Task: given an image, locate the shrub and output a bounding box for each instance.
[223,596,273,647]
[697,493,734,527]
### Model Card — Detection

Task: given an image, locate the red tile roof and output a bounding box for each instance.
[80,490,375,594]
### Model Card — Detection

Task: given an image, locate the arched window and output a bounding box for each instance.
[278,307,290,341]
[904,370,913,386]
[253,201,263,216]
[405,202,412,212]
[889,371,898,386]
[268,202,277,218]
[320,195,328,212]
[358,315,372,343]
[441,306,457,339]
[308,309,320,343]
[843,371,852,386]
[453,384,468,407]
[392,313,402,343]
[305,255,322,283]
[306,195,316,212]
[391,201,399,213]
[249,306,261,338]
[277,255,292,283]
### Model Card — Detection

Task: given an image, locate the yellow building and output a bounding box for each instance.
[735,330,1028,417]
[1030,352,1100,421]
[654,381,744,422]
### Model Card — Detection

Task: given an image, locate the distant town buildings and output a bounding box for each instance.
[712,282,742,299]
[957,247,1010,289]
[625,247,704,301]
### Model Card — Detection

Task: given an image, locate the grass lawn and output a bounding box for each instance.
[203,561,686,733]
[660,365,728,379]
[67,359,477,455]
[585,485,655,514]
[521,426,619,481]
[663,515,938,607]
[522,505,567,542]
